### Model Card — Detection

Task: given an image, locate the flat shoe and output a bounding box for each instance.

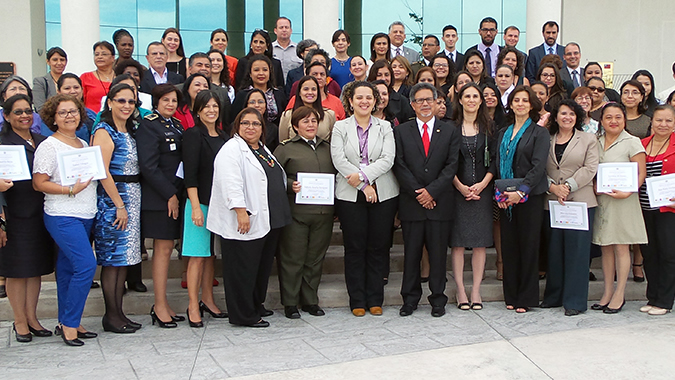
[247,319,269,328]
[431,306,445,317]
[648,307,670,315]
[369,306,383,316]
[284,306,301,319]
[352,308,366,317]
[640,305,653,313]
[301,305,325,316]
[564,309,581,316]
[591,303,608,311]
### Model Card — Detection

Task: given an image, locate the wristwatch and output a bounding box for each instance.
[0,216,6,232]
[358,172,364,182]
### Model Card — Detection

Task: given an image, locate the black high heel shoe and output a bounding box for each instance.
[13,324,32,343]
[603,300,626,314]
[28,325,53,337]
[199,301,228,318]
[591,303,608,311]
[55,325,84,346]
[150,305,177,328]
[102,317,138,334]
[170,314,185,322]
[187,308,203,328]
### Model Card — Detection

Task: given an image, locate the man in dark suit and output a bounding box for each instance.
[140,42,184,94]
[560,42,584,90]
[411,35,440,78]
[440,25,464,70]
[177,52,232,123]
[465,17,502,77]
[393,83,460,318]
[525,21,565,83]
[503,25,528,63]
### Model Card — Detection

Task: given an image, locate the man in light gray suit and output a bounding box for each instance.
[389,21,420,64]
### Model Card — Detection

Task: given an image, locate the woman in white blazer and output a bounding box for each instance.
[207,108,291,328]
[331,81,399,317]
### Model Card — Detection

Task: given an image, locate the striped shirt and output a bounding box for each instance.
[639,156,664,210]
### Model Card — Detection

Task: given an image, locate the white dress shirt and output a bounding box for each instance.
[416,117,436,142]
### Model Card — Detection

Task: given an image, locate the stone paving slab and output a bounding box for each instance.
[1,301,672,379]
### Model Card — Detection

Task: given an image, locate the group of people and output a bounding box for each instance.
[1,15,675,346]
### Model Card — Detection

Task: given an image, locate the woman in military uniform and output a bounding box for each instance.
[273,106,336,319]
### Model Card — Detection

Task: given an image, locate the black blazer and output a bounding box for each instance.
[495,121,550,195]
[1,130,46,219]
[456,127,497,186]
[139,69,184,94]
[388,91,415,124]
[137,112,185,211]
[182,125,228,206]
[437,51,465,72]
[230,88,288,125]
[525,44,566,82]
[234,55,285,90]
[393,118,460,221]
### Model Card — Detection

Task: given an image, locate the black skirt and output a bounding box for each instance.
[142,210,183,240]
[0,215,55,278]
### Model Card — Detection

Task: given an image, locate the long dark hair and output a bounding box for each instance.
[1,94,33,136]
[162,28,185,58]
[192,90,224,136]
[293,76,325,121]
[548,99,585,135]
[482,82,506,130]
[247,30,274,60]
[207,48,231,88]
[367,59,393,83]
[497,46,524,78]
[239,55,275,90]
[451,83,492,136]
[181,73,211,110]
[369,33,391,63]
[463,50,488,82]
[429,54,456,86]
[371,79,396,122]
[631,69,658,113]
[620,79,647,115]
[100,83,137,136]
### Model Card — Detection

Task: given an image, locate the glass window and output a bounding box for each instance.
[100,0,137,28]
[138,0,175,29]
[179,0,226,32]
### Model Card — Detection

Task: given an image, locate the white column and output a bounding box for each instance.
[0,0,46,81]
[526,0,562,50]
[61,0,100,76]
[303,0,339,53]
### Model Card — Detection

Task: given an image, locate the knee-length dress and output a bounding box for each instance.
[93,122,141,266]
[451,132,495,248]
[592,130,648,245]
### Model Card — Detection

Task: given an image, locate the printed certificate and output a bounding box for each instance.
[646,173,675,208]
[549,201,589,231]
[57,146,107,186]
[295,172,335,205]
[0,145,31,181]
[596,162,638,193]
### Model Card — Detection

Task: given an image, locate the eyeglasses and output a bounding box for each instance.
[480,28,497,33]
[56,109,79,118]
[412,97,434,105]
[11,108,32,116]
[111,98,136,106]
[588,86,605,93]
[575,96,592,102]
[240,120,262,128]
[540,73,556,78]
[433,63,449,68]
[247,100,266,105]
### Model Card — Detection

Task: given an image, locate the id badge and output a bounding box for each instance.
[169,143,177,151]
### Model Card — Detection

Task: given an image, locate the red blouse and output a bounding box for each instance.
[81,71,111,113]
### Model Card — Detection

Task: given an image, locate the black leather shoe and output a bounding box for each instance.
[125,320,142,329]
[55,325,84,346]
[539,302,561,308]
[247,319,270,328]
[150,305,178,328]
[260,306,274,317]
[431,306,446,317]
[127,282,147,293]
[187,308,204,328]
[284,306,301,319]
[603,300,625,314]
[591,303,608,311]
[77,330,98,339]
[301,305,325,316]
[170,314,186,322]
[90,281,100,289]
[199,301,228,318]
[399,304,416,316]
[13,324,32,343]
[564,309,581,316]
[102,317,137,333]
[28,325,53,337]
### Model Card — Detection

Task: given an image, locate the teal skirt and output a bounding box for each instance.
[182,199,214,257]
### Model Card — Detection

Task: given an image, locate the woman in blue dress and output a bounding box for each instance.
[92,83,142,333]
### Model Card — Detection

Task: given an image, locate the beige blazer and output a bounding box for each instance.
[278,108,337,142]
[545,130,599,209]
[331,116,399,202]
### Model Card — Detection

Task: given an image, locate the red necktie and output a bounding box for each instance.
[422,123,430,156]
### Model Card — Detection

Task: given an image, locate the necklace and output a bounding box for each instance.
[56,130,78,140]
[334,56,349,67]
[647,136,670,162]
[462,130,478,185]
[95,70,112,94]
[252,146,275,167]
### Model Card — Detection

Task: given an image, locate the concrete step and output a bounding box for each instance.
[1,270,647,321]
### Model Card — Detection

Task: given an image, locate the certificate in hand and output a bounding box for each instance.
[57,146,107,186]
[0,145,31,181]
[596,162,638,193]
[549,201,589,231]
[295,172,335,205]
[646,173,675,208]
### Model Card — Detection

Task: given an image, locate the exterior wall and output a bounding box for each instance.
[0,0,46,80]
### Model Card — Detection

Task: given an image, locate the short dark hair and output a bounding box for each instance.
[414,66,438,87]
[565,42,581,54]
[549,99,586,135]
[181,73,210,109]
[0,75,33,105]
[151,83,182,110]
[93,41,115,56]
[296,39,319,59]
[506,86,543,124]
[304,62,328,83]
[276,16,292,28]
[340,81,381,117]
[40,94,86,132]
[1,94,33,135]
[112,29,133,45]
[47,47,67,61]
[480,17,498,29]
[305,48,331,69]
[504,25,520,34]
[189,52,210,68]
[193,90,223,133]
[332,29,350,44]
[497,46,524,77]
[620,79,647,115]
[409,82,438,103]
[146,41,167,55]
[542,21,559,33]
[423,34,439,46]
[57,73,82,91]
[600,102,626,124]
[114,59,145,83]
[231,107,266,143]
[367,60,393,83]
[290,105,320,133]
[210,28,229,43]
[442,25,457,34]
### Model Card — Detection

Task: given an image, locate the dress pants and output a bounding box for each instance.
[278,212,334,306]
[500,193,545,308]
[221,228,281,325]
[543,208,595,311]
[335,194,398,309]
[400,219,451,307]
[44,214,96,328]
[641,210,675,310]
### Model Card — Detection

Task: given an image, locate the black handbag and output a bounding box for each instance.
[494,178,527,203]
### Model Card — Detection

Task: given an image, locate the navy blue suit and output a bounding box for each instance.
[525,44,565,83]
